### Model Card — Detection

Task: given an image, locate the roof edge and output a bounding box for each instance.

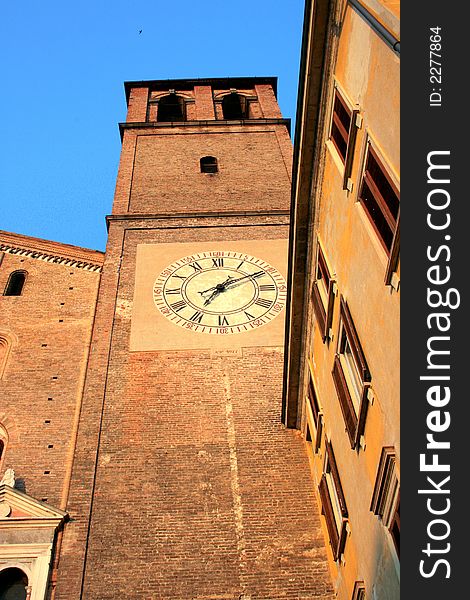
[124,76,278,104]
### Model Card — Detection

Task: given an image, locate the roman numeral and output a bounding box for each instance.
[165,288,181,295]
[259,284,276,291]
[212,257,224,267]
[244,311,255,320]
[170,300,187,312]
[237,260,245,269]
[189,311,204,323]
[255,298,272,309]
[218,315,229,326]
[172,274,187,280]
[189,262,202,271]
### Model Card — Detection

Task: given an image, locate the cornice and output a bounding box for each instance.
[0,231,104,273]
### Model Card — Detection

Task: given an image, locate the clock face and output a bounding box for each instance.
[153,251,287,335]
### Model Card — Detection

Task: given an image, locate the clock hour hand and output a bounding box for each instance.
[203,288,221,306]
[198,276,234,297]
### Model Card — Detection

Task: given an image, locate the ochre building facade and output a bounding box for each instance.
[285,1,400,600]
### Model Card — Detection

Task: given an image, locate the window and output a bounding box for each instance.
[0,568,28,600]
[329,87,359,188]
[306,370,322,453]
[3,271,27,296]
[358,144,400,283]
[332,297,371,449]
[312,243,335,342]
[200,156,218,174]
[222,92,247,119]
[318,440,348,560]
[371,447,400,558]
[351,582,366,600]
[157,94,186,122]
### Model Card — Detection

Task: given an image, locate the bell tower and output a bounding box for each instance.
[54,78,333,599]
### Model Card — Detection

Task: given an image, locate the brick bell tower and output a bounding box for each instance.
[54,78,333,599]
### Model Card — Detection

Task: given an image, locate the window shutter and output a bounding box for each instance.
[385,210,400,285]
[340,297,370,382]
[325,278,335,337]
[332,355,357,448]
[342,108,359,190]
[312,282,327,337]
[319,474,340,558]
[325,440,348,518]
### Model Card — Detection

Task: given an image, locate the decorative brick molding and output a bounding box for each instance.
[0,232,104,272]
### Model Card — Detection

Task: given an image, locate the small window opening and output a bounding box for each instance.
[3,271,27,296]
[222,93,247,119]
[200,156,218,174]
[157,94,186,122]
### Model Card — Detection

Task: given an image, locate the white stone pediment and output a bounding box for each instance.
[0,484,67,529]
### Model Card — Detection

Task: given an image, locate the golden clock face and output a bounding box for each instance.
[153,250,287,335]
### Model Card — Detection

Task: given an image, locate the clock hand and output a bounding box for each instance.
[203,288,221,306]
[198,276,234,296]
[223,270,264,288]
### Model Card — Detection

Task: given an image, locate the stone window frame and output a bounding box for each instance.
[327,82,360,190]
[371,446,400,559]
[311,241,336,343]
[305,362,323,455]
[331,297,371,449]
[357,137,400,285]
[351,581,366,600]
[318,439,349,561]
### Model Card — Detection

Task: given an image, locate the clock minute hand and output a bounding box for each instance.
[223,270,264,288]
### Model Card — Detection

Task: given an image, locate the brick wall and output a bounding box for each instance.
[0,238,102,509]
[56,219,334,599]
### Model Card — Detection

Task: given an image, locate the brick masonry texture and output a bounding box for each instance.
[0,246,102,508]
[56,220,334,599]
[124,126,292,215]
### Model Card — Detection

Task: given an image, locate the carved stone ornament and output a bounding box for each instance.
[0,467,15,487]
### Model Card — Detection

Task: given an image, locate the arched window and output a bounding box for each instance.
[0,568,28,600]
[3,271,27,296]
[157,94,186,122]
[222,93,247,119]
[200,156,218,174]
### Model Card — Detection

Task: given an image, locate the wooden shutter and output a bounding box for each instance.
[325,440,348,518]
[319,474,340,558]
[385,210,400,285]
[340,298,370,382]
[343,109,359,190]
[332,355,357,448]
[312,282,327,336]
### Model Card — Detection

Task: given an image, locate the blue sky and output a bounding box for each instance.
[1,1,304,251]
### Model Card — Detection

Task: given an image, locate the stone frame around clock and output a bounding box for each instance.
[130,239,288,351]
